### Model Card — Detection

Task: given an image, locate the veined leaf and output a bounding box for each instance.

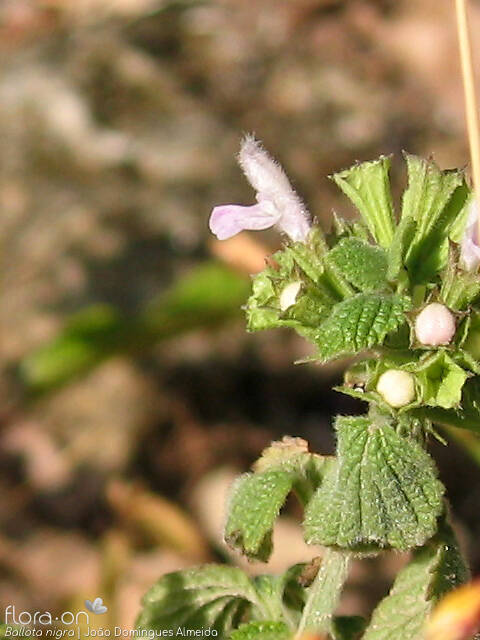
[362,520,469,640]
[226,439,334,560]
[332,157,395,248]
[229,621,291,639]
[327,238,388,292]
[136,565,263,635]
[304,416,444,551]
[225,471,294,561]
[315,293,411,362]
[401,154,469,283]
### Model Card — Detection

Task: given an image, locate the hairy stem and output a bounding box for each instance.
[295,548,350,638]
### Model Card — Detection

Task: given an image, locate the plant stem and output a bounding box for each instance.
[295,548,350,638]
[456,0,480,239]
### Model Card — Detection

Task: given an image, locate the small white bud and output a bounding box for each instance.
[377,370,415,408]
[414,303,456,346]
[280,281,302,311]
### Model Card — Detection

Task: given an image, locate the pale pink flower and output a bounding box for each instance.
[209,135,311,243]
[461,198,480,271]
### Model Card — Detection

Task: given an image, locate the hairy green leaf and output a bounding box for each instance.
[315,294,410,361]
[254,436,336,505]
[401,154,469,283]
[225,471,294,561]
[229,621,291,640]
[332,157,395,248]
[362,520,469,640]
[304,416,444,551]
[225,439,335,561]
[327,238,388,292]
[136,565,264,635]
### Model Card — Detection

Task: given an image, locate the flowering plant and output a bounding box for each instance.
[136,138,480,639]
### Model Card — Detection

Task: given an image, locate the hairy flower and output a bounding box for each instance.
[209,135,311,243]
[460,198,480,271]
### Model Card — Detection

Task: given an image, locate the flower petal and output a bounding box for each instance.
[209,203,280,240]
[238,135,311,243]
[461,199,480,271]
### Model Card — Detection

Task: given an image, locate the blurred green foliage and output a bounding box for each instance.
[18,262,250,395]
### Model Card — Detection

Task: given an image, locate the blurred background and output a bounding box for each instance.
[2,0,480,632]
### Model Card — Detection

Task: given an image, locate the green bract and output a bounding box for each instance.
[137,154,480,640]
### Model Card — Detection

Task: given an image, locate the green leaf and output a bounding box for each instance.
[401,154,469,283]
[251,567,307,632]
[246,246,337,334]
[327,238,388,292]
[20,262,250,394]
[253,436,336,505]
[304,416,445,551]
[136,565,265,635]
[362,519,469,640]
[332,157,395,248]
[412,351,469,410]
[229,621,291,640]
[413,376,480,434]
[296,549,351,637]
[315,294,411,362]
[225,439,335,561]
[225,471,294,561]
[387,216,417,282]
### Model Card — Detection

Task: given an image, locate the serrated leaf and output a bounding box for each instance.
[401,154,469,283]
[304,416,444,551]
[327,238,388,292]
[229,621,291,640]
[225,471,294,561]
[362,520,469,640]
[225,440,335,561]
[136,565,263,635]
[315,294,410,362]
[332,157,395,248]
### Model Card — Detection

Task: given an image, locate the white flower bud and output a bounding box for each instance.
[377,370,415,408]
[279,281,302,311]
[414,303,456,346]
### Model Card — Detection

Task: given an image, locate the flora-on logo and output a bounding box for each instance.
[84,598,107,615]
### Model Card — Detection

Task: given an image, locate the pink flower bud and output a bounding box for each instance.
[414,303,456,346]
